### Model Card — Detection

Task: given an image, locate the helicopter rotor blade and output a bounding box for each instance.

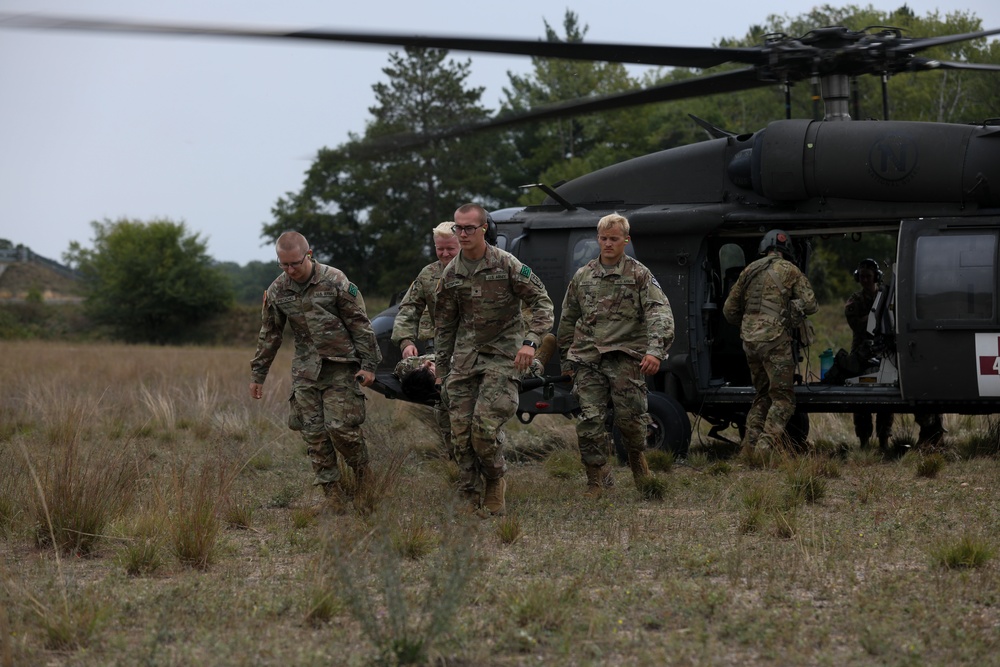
[363,68,767,152]
[893,26,1000,53]
[905,57,1000,73]
[0,13,761,69]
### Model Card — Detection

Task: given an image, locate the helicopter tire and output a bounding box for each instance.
[613,392,692,463]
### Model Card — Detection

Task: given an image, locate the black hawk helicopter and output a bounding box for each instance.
[6,15,1000,456]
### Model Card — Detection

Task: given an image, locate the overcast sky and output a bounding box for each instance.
[2,1,999,265]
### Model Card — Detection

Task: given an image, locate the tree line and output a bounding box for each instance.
[62,6,999,343]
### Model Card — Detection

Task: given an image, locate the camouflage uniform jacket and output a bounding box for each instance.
[558,255,674,372]
[393,354,432,379]
[723,254,818,343]
[250,262,381,385]
[391,261,443,350]
[844,288,876,353]
[434,245,554,378]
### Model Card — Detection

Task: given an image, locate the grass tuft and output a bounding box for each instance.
[30,436,140,556]
[784,459,827,505]
[497,513,522,545]
[636,475,668,501]
[543,449,580,480]
[391,518,438,560]
[321,513,474,666]
[647,449,674,472]
[915,452,946,478]
[931,535,995,569]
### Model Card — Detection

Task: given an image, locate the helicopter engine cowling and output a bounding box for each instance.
[749,119,1000,207]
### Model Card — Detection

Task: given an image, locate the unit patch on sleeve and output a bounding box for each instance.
[348,283,359,298]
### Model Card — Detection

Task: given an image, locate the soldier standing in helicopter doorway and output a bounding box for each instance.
[723,230,818,451]
[845,258,895,450]
[558,213,674,496]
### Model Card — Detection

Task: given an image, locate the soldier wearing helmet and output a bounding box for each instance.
[723,229,818,452]
[845,258,893,450]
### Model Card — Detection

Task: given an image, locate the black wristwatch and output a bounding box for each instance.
[522,339,537,349]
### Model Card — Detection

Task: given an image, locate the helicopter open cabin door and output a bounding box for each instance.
[896,218,1000,403]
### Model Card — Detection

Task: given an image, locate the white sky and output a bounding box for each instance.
[2,1,999,265]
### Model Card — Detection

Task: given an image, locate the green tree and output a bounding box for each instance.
[265,47,511,295]
[64,218,233,343]
[500,11,666,204]
[216,260,279,305]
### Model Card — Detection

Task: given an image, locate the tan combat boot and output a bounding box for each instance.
[535,333,558,368]
[627,450,651,485]
[483,477,507,516]
[584,464,607,499]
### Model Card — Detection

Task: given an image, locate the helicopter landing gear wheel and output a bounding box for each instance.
[613,392,691,463]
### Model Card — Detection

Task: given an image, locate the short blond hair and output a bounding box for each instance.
[597,213,629,237]
[432,221,456,238]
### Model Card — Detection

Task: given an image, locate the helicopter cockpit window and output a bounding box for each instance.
[914,233,996,321]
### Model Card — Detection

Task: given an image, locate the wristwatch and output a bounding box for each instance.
[522,339,537,349]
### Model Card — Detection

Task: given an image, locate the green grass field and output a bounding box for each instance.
[2,336,999,666]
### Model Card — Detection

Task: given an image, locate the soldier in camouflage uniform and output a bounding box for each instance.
[845,258,894,449]
[723,229,818,451]
[392,222,460,454]
[435,203,554,516]
[558,213,675,496]
[392,221,460,358]
[249,231,381,501]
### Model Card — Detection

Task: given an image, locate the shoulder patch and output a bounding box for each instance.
[519,265,532,279]
[651,277,661,290]
[348,283,359,298]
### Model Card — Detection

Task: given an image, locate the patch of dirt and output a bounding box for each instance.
[0,261,83,301]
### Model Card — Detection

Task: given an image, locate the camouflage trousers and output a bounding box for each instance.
[444,356,517,496]
[435,382,453,455]
[289,360,369,487]
[743,337,796,449]
[573,352,649,466]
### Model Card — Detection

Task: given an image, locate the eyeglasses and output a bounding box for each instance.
[452,224,483,236]
[277,254,309,269]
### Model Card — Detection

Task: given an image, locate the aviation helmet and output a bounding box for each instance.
[853,258,883,283]
[758,229,795,260]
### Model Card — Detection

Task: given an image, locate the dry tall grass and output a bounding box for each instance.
[1,339,999,666]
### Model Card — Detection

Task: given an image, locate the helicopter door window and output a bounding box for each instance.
[567,234,637,282]
[569,238,600,279]
[494,234,508,252]
[914,233,996,321]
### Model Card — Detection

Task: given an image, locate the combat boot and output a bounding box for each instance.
[320,482,348,514]
[535,333,558,368]
[584,463,610,499]
[483,477,507,516]
[627,451,651,485]
[352,463,373,497]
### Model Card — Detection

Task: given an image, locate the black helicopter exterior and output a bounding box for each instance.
[371,116,1000,455]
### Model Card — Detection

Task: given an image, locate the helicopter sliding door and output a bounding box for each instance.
[896,218,1000,402]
